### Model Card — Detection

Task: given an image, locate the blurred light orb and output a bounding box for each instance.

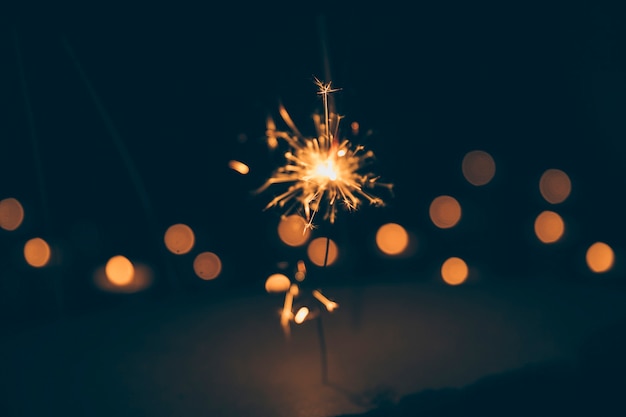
[307,237,338,267]
[441,257,468,286]
[277,215,311,247]
[376,223,409,255]
[228,160,250,175]
[194,251,222,280]
[539,168,571,204]
[105,255,134,286]
[0,197,25,231]
[429,195,462,229]
[23,237,51,268]
[534,210,565,243]
[265,273,291,293]
[164,223,195,255]
[462,150,496,186]
[586,242,614,273]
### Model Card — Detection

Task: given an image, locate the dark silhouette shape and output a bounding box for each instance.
[334,316,626,417]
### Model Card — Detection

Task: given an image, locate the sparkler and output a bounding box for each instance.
[256,77,392,229]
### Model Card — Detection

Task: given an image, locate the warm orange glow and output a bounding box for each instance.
[312,289,338,312]
[277,215,311,247]
[23,237,51,268]
[93,262,154,293]
[265,273,291,293]
[193,251,222,280]
[539,169,571,204]
[295,259,306,281]
[534,210,564,243]
[462,150,496,186]
[376,223,409,255]
[0,197,25,231]
[105,255,134,286]
[228,160,250,175]
[441,257,468,285]
[307,237,338,267]
[429,195,462,229]
[164,223,195,255]
[294,307,310,324]
[586,242,614,273]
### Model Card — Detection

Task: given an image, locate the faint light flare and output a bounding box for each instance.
[441,257,468,285]
[255,78,391,228]
[429,195,462,229]
[0,197,25,231]
[539,169,571,204]
[23,237,51,268]
[462,150,496,186]
[164,223,195,255]
[312,289,338,312]
[93,262,153,293]
[534,210,565,243]
[105,255,134,286]
[586,242,614,273]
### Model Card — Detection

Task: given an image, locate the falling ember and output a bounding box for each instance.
[280,284,297,330]
[312,289,338,312]
[255,77,392,228]
[228,160,250,175]
[294,307,310,324]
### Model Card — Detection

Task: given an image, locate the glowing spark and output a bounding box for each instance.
[228,160,250,175]
[312,289,338,312]
[256,78,392,228]
[294,307,310,324]
[280,284,296,331]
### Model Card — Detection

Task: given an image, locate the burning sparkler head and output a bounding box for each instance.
[256,78,392,228]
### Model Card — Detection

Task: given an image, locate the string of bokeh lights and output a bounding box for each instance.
[0,151,616,299]
[0,70,618,311]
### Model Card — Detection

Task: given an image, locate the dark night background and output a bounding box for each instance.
[2,2,626,416]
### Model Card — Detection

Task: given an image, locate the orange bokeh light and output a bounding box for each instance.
[265,273,291,293]
[105,255,134,286]
[0,197,25,231]
[462,150,496,186]
[193,251,222,280]
[307,237,338,267]
[164,223,195,255]
[539,169,571,204]
[441,257,468,285]
[277,215,311,247]
[586,242,614,273]
[376,223,409,256]
[429,195,462,229]
[23,237,51,268]
[534,210,564,244]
